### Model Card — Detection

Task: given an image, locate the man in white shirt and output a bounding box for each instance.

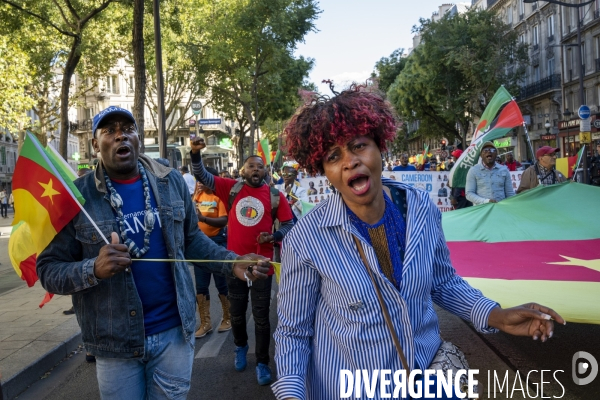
[275,164,309,222]
[180,166,196,195]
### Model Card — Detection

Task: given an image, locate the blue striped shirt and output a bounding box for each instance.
[272,178,499,400]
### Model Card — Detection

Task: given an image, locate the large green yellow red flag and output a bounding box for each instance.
[9,133,84,304]
[449,94,524,188]
[257,139,271,165]
[443,182,600,324]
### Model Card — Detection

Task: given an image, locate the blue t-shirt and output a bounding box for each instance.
[392,164,417,172]
[111,176,181,336]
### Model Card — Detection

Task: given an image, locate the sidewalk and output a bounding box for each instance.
[0,212,81,400]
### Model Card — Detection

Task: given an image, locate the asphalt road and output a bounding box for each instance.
[476,320,600,399]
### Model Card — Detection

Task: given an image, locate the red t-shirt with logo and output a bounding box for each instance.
[213,176,293,272]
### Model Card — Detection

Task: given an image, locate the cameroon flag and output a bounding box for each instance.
[257,139,270,165]
[9,133,83,292]
[443,182,600,324]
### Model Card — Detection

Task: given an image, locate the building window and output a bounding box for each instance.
[128,76,135,94]
[534,66,540,81]
[532,25,539,46]
[519,33,525,44]
[519,0,524,16]
[105,76,118,94]
[507,6,513,24]
[548,58,555,75]
[547,15,555,37]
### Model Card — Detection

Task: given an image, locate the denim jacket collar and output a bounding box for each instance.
[93,153,173,193]
[477,161,500,171]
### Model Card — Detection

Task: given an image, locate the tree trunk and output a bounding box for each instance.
[244,104,255,154]
[59,36,82,159]
[132,0,146,152]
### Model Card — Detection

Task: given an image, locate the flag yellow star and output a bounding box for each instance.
[39,179,61,204]
[547,255,600,273]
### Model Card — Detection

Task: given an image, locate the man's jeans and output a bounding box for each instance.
[228,274,273,365]
[0,203,7,218]
[96,325,194,400]
[194,235,228,299]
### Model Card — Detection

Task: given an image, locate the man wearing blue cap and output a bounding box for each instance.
[37,107,272,399]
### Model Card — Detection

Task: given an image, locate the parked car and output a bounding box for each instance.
[517,162,532,171]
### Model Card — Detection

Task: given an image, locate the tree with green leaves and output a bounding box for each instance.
[138,0,207,143]
[0,0,125,158]
[372,48,407,94]
[0,35,33,139]
[189,0,319,165]
[387,8,528,146]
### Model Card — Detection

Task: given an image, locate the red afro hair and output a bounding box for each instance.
[284,83,397,174]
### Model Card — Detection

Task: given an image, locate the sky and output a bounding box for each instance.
[295,0,452,93]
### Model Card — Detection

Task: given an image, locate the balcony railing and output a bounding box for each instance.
[548,34,554,42]
[516,74,561,101]
[533,43,539,51]
[519,13,524,21]
[70,119,93,132]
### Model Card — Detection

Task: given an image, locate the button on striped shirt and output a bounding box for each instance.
[272,178,499,400]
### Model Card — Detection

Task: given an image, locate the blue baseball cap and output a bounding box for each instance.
[92,106,137,137]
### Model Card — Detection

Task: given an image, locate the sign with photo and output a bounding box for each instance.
[298,171,523,213]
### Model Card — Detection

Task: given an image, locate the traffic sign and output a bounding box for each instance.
[199,118,222,125]
[191,100,202,115]
[578,105,591,119]
[594,119,600,129]
[580,118,591,132]
[580,132,592,143]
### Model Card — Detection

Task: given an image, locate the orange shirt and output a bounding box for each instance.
[193,191,227,237]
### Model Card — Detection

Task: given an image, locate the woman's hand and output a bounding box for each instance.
[488,303,565,342]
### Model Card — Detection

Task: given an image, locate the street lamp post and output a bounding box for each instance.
[563,108,573,156]
[545,120,552,145]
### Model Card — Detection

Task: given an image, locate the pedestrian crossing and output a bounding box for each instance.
[195,289,276,359]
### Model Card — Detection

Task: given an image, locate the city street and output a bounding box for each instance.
[3,260,596,400]
[1,209,599,399]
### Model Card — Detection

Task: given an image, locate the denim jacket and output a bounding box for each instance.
[465,162,515,205]
[37,154,237,359]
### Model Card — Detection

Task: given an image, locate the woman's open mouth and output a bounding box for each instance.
[347,174,370,196]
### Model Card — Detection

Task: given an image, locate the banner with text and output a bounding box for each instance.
[299,171,524,213]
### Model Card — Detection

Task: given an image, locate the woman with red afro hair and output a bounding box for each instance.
[272,84,565,400]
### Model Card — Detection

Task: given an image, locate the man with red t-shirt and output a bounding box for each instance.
[504,152,522,171]
[190,139,293,386]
